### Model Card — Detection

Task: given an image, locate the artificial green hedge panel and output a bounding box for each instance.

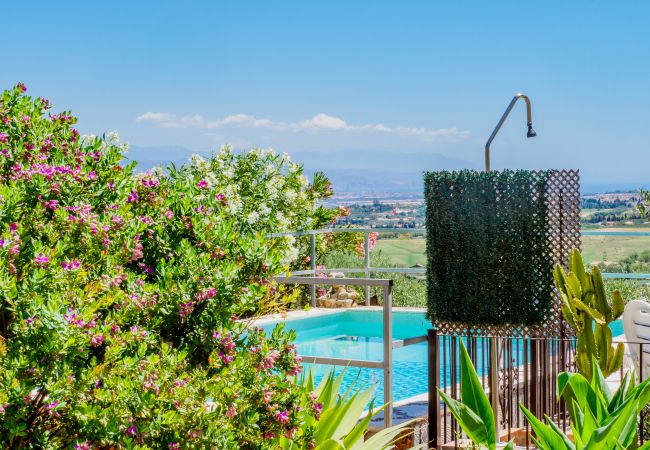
[424,170,553,326]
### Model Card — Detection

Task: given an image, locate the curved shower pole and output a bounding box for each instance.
[484,93,536,171]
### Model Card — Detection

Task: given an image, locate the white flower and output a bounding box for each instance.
[285,191,297,202]
[259,204,271,216]
[80,134,97,145]
[149,166,165,177]
[107,130,120,142]
[190,154,207,169]
[282,243,299,265]
[277,214,290,230]
[228,199,242,215]
[223,168,234,179]
[246,211,259,224]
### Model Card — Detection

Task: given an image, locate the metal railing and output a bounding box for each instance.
[274,275,422,428]
[426,331,648,448]
[270,228,650,300]
[270,226,650,437]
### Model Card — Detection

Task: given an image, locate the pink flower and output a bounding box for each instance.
[0,133,8,143]
[178,301,194,318]
[45,399,58,412]
[275,410,290,425]
[126,424,137,436]
[226,404,237,418]
[34,254,49,266]
[127,190,138,203]
[61,260,80,270]
[215,193,227,206]
[197,179,208,189]
[74,442,91,450]
[17,82,26,92]
[90,334,104,347]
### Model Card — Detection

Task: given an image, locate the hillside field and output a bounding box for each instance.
[374,233,650,268]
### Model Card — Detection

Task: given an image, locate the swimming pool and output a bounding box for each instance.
[259,309,625,404]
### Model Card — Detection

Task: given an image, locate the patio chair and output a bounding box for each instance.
[622,299,650,380]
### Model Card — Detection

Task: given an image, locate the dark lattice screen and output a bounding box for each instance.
[424,169,581,338]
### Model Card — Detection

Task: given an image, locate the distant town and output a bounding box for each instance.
[328,190,647,229]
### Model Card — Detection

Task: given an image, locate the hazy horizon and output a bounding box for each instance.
[3,2,649,188]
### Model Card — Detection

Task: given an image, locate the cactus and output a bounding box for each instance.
[553,249,625,381]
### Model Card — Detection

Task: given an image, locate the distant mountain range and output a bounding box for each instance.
[127,145,641,194]
[127,146,478,192]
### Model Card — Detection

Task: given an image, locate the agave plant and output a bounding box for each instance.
[438,340,514,450]
[278,369,425,450]
[520,357,650,449]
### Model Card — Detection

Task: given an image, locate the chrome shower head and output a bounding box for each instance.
[527,122,537,138]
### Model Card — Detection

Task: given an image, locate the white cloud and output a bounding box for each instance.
[136,111,470,142]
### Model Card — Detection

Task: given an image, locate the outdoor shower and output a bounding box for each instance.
[484,93,536,171]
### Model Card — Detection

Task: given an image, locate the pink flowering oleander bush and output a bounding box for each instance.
[0,84,341,449]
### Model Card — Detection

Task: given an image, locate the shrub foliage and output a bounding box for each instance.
[0,84,340,449]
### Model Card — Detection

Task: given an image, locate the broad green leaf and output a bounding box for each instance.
[439,389,490,445]
[355,419,418,450]
[315,438,345,450]
[558,371,597,422]
[590,356,612,407]
[544,417,576,450]
[458,341,496,449]
[585,398,638,450]
[519,405,569,450]
[341,403,384,448]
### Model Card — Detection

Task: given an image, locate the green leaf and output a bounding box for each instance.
[458,340,496,449]
[519,405,569,450]
[439,389,490,445]
[315,438,345,450]
[590,356,612,406]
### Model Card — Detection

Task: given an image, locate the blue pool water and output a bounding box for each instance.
[261,310,625,404]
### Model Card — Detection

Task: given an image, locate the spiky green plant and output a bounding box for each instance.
[554,249,625,380]
[278,369,425,450]
[520,358,650,450]
[438,340,515,450]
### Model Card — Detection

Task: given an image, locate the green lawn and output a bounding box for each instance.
[374,234,650,268]
[582,234,650,265]
[374,238,427,267]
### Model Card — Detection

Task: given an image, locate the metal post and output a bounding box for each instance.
[428,328,440,449]
[489,337,500,435]
[310,234,316,307]
[364,232,371,306]
[382,282,393,428]
[484,93,536,171]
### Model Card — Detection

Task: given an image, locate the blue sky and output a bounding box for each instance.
[2,1,649,188]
